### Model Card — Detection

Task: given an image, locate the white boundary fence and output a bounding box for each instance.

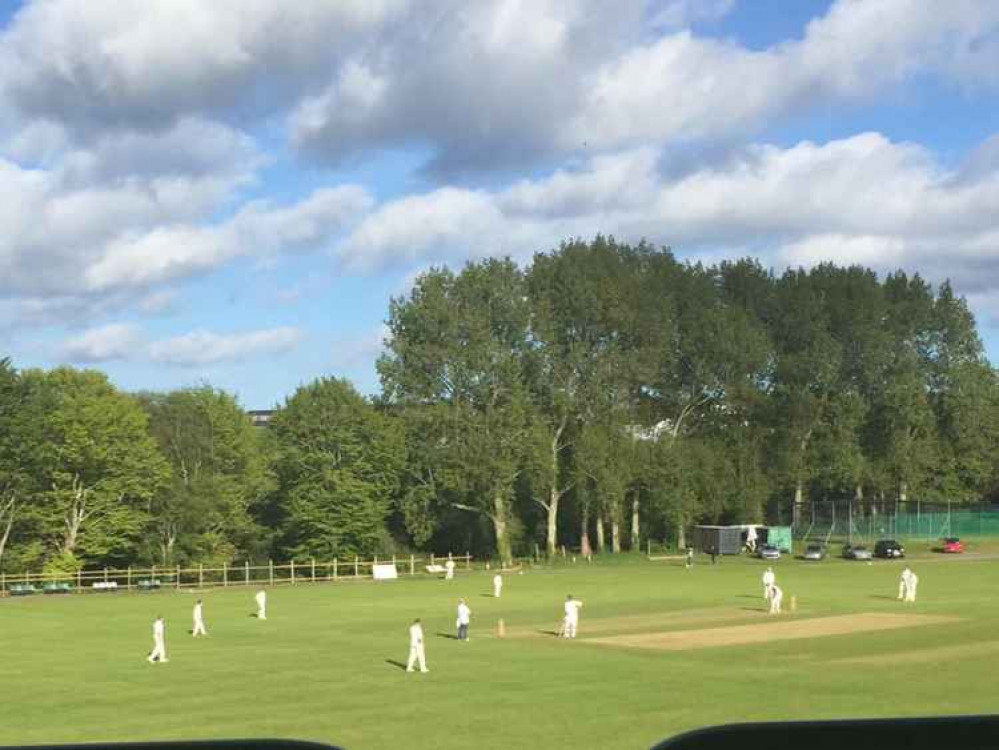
[0,552,473,596]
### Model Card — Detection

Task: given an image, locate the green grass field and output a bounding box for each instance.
[2,545,999,750]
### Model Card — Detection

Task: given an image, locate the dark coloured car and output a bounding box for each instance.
[802,543,826,561]
[842,544,873,561]
[874,539,905,559]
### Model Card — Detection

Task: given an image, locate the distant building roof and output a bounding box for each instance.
[247,410,274,427]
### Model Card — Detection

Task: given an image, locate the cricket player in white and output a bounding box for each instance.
[768,585,783,615]
[898,565,912,601]
[904,570,918,602]
[192,599,207,637]
[255,589,267,620]
[762,567,775,600]
[562,594,583,638]
[456,598,471,641]
[493,573,503,598]
[147,615,168,663]
[445,558,456,580]
[406,618,429,673]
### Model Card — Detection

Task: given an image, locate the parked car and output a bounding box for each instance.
[802,543,826,561]
[940,537,964,553]
[874,539,905,559]
[758,544,781,560]
[842,544,873,560]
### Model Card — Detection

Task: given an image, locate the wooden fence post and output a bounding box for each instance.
[311,558,316,582]
[354,556,359,578]
[223,563,228,587]
[269,560,274,586]
[76,569,82,591]
[410,554,415,576]
[104,567,109,582]
[176,564,181,589]
[245,561,250,586]
[198,563,204,588]
[127,567,132,590]
[291,559,296,584]
[465,552,471,570]
[333,557,338,581]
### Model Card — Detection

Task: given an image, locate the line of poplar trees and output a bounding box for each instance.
[2,238,997,571]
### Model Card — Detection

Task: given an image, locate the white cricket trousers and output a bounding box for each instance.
[563,617,578,638]
[148,637,167,663]
[193,617,207,637]
[407,644,428,672]
[769,593,783,614]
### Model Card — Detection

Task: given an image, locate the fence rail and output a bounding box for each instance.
[793,500,999,543]
[0,553,473,595]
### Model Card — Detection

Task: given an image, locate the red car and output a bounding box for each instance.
[941,537,964,553]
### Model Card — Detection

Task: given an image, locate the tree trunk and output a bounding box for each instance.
[793,480,804,506]
[595,515,605,553]
[580,505,592,556]
[630,491,640,550]
[854,483,864,502]
[611,514,621,554]
[899,480,908,503]
[676,523,686,551]
[0,498,14,566]
[545,419,566,558]
[492,492,513,565]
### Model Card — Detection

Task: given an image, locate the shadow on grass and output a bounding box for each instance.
[479,593,497,598]
[436,632,460,640]
[739,607,766,613]
[537,629,562,637]
[737,594,765,600]
[385,659,408,671]
[870,594,897,600]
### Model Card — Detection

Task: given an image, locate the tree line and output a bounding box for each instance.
[2,238,998,571]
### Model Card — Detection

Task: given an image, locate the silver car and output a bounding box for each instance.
[803,544,826,561]
[842,544,873,560]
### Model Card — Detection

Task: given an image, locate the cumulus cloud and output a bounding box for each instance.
[335,132,999,297]
[59,323,143,363]
[57,324,305,366]
[147,327,304,366]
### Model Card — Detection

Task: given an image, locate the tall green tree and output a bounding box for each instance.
[379,259,531,564]
[142,386,271,565]
[269,377,404,559]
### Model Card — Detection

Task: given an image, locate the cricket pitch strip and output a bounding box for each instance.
[584,612,959,651]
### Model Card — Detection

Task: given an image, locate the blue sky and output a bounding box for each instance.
[1,0,998,408]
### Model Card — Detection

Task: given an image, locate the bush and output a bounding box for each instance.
[42,551,83,581]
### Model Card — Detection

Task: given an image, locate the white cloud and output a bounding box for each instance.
[59,322,143,363]
[336,132,999,297]
[648,0,737,30]
[56,324,303,366]
[147,326,304,366]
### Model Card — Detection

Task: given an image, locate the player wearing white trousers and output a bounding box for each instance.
[445,558,456,580]
[493,573,503,598]
[255,590,267,620]
[456,599,471,641]
[768,585,783,615]
[762,567,775,600]
[562,595,583,638]
[406,619,429,673]
[192,600,207,637]
[898,567,911,600]
[147,616,168,663]
[904,571,918,602]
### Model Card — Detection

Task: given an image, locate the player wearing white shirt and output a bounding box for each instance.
[255,589,267,620]
[456,599,471,641]
[445,558,456,580]
[762,567,776,600]
[147,615,168,663]
[406,619,429,673]
[904,570,918,602]
[192,599,207,637]
[562,594,583,638]
[493,573,503,598]
[768,585,783,615]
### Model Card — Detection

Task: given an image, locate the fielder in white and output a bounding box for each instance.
[445,558,456,580]
[562,594,583,638]
[768,585,783,615]
[456,598,471,641]
[255,589,267,620]
[192,599,207,637]
[904,570,918,602]
[898,565,912,601]
[762,567,776,600]
[406,618,429,673]
[147,615,168,663]
[493,573,503,598]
